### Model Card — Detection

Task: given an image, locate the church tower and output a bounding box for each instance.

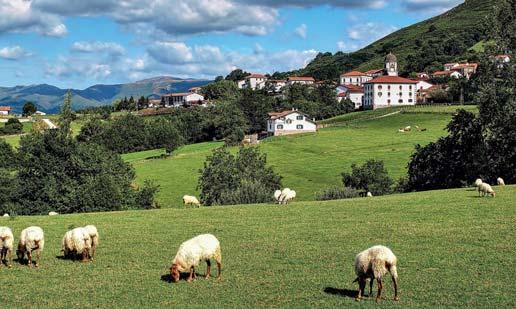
[385,52,398,76]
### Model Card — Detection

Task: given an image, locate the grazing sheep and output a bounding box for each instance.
[48,211,59,216]
[62,227,92,262]
[354,245,399,303]
[0,226,14,268]
[497,177,505,186]
[279,188,296,205]
[3,213,9,217]
[83,225,99,260]
[17,226,44,268]
[475,178,483,187]
[366,192,373,197]
[397,129,405,133]
[170,234,222,283]
[183,195,201,207]
[478,183,496,197]
[404,126,411,132]
[274,190,282,202]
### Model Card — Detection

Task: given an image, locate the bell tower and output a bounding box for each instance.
[385,52,398,76]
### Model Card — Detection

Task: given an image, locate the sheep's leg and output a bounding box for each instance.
[216,261,222,280]
[35,249,41,268]
[27,250,33,268]
[355,277,366,301]
[7,248,12,268]
[205,259,211,279]
[188,266,195,282]
[376,278,383,303]
[369,277,374,297]
[90,245,96,261]
[392,275,399,301]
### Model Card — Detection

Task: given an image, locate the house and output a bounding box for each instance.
[0,106,12,116]
[454,63,478,79]
[188,87,202,94]
[340,71,372,86]
[286,76,315,86]
[266,80,287,93]
[336,84,364,109]
[240,73,267,90]
[236,79,246,89]
[416,72,430,79]
[365,69,384,78]
[417,84,446,104]
[148,99,161,108]
[495,54,511,63]
[363,76,418,109]
[161,92,204,107]
[412,79,434,92]
[267,109,317,136]
[432,70,463,79]
[34,111,47,116]
[444,63,459,71]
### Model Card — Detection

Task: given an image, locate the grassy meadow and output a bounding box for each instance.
[128,107,464,207]
[1,185,514,307]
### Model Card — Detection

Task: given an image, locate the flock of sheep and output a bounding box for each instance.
[476,177,505,197]
[397,125,427,133]
[0,225,99,269]
[182,188,297,208]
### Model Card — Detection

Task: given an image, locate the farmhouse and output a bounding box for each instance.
[337,84,364,109]
[340,71,372,86]
[286,76,315,86]
[0,106,12,116]
[267,109,317,136]
[161,92,204,107]
[267,79,287,93]
[433,70,463,79]
[240,73,267,90]
[363,76,418,109]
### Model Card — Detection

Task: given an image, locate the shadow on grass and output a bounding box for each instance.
[324,287,359,298]
[161,272,204,283]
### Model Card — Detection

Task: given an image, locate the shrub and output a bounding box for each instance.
[198,147,282,206]
[135,180,160,209]
[341,159,393,196]
[0,118,23,135]
[315,186,360,201]
[0,140,15,169]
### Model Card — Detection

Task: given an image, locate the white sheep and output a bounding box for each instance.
[274,190,282,202]
[354,245,399,303]
[497,177,505,186]
[366,192,373,197]
[62,227,92,262]
[170,234,222,283]
[278,188,296,205]
[478,182,496,197]
[48,211,59,216]
[17,226,45,268]
[183,195,201,207]
[2,214,9,217]
[397,129,405,133]
[474,178,483,187]
[278,188,291,204]
[404,126,411,132]
[83,225,99,260]
[0,226,14,268]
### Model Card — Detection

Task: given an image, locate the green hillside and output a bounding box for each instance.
[298,0,496,80]
[126,106,472,207]
[1,185,514,307]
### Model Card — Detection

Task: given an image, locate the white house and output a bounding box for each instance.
[433,70,463,79]
[340,71,372,86]
[363,76,418,109]
[336,84,364,109]
[242,73,267,90]
[236,80,246,89]
[444,63,459,71]
[365,69,384,78]
[286,76,315,86]
[0,106,11,116]
[413,79,434,92]
[161,92,204,107]
[267,79,287,93]
[35,111,47,116]
[267,110,317,136]
[495,54,511,63]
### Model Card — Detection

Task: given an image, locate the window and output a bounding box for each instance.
[387,99,391,105]
[399,92,403,96]
[378,85,383,90]
[296,125,304,130]
[398,99,403,103]
[286,119,292,124]
[399,86,403,90]
[409,85,413,90]
[296,115,303,120]
[408,99,413,103]
[378,92,383,97]
[388,92,391,97]
[409,92,413,97]
[277,124,284,129]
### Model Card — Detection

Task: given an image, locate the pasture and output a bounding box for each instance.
[1,185,514,307]
[128,107,462,207]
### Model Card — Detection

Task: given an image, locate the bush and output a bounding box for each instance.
[315,186,360,201]
[135,180,160,209]
[341,159,393,196]
[0,140,15,169]
[0,118,23,135]
[198,147,282,206]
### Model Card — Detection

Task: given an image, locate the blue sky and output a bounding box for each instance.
[0,0,463,89]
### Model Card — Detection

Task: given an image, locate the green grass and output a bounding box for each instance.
[128,109,457,206]
[1,185,514,307]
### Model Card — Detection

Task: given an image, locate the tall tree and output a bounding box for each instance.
[22,102,37,116]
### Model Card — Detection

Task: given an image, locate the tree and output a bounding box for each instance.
[0,140,15,169]
[198,147,282,206]
[236,89,274,133]
[59,90,74,134]
[201,80,241,101]
[22,102,37,116]
[208,102,248,146]
[342,159,393,196]
[225,69,250,81]
[0,118,23,135]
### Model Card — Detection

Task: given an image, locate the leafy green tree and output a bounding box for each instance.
[342,159,393,196]
[59,90,74,134]
[201,80,241,101]
[198,147,282,206]
[76,118,106,143]
[236,89,274,133]
[225,69,250,81]
[0,140,15,169]
[0,118,23,135]
[22,102,37,116]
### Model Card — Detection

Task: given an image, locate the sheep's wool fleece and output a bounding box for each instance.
[174,234,220,271]
[71,227,91,253]
[0,226,14,249]
[355,245,397,279]
[20,226,44,251]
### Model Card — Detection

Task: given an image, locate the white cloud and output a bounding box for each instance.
[147,42,194,65]
[347,22,398,43]
[0,46,31,60]
[401,0,463,12]
[295,24,308,39]
[336,41,359,52]
[71,41,125,56]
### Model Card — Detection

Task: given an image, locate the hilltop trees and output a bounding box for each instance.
[22,102,37,116]
[342,160,394,196]
[198,147,282,206]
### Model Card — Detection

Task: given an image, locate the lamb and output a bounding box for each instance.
[17,226,44,268]
[497,177,505,186]
[170,234,222,283]
[62,227,92,262]
[366,192,373,197]
[0,226,14,268]
[183,195,201,207]
[83,225,99,260]
[279,188,296,205]
[354,245,399,303]
[48,211,59,216]
[474,178,483,187]
[274,190,282,202]
[478,182,496,197]
[2,213,9,217]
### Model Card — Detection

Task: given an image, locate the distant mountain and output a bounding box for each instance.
[292,0,497,80]
[0,76,211,113]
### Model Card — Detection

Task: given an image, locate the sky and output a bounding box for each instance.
[0,0,463,89]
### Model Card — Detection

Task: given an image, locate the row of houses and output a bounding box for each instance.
[237,74,315,91]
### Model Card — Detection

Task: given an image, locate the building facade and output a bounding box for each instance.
[161,93,205,107]
[363,76,418,109]
[267,110,317,136]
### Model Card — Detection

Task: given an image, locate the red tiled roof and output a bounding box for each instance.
[0,106,11,111]
[454,63,478,69]
[268,110,314,123]
[496,54,511,59]
[344,84,364,93]
[337,92,347,97]
[288,76,315,82]
[341,71,365,77]
[365,69,383,75]
[433,71,455,76]
[246,73,266,79]
[365,76,418,84]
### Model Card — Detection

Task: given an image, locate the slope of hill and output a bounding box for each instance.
[124,106,471,207]
[1,185,514,307]
[297,0,497,80]
[0,76,211,113]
